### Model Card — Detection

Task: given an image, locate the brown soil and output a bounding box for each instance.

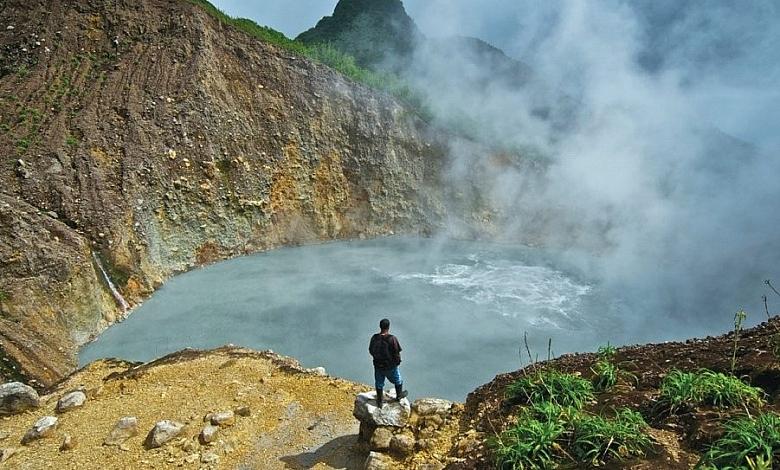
[449,317,780,469]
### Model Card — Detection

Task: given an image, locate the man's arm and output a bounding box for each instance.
[391,337,402,364]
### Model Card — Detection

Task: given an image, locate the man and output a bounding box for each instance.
[368,318,408,408]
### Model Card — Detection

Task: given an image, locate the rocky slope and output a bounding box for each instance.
[0,0,491,386]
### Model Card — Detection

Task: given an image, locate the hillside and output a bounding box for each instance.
[0,0,481,387]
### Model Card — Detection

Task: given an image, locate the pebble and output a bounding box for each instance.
[21,416,58,444]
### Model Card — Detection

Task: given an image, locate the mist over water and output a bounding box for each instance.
[80,237,702,400]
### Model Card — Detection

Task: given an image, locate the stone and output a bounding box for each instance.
[145,420,185,449]
[21,416,58,444]
[354,390,411,428]
[364,451,392,470]
[201,451,219,464]
[209,410,235,427]
[308,367,327,376]
[59,434,75,451]
[412,398,453,417]
[0,382,40,415]
[184,453,199,463]
[104,417,138,446]
[390,433,415,456]
[369,427,393,450]
[234,406,251,417]
[200,425,219,444]
[0,448,18,463]
[56,391,87,413]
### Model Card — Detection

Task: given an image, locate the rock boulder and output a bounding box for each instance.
[56,391,87,413]
[145,420,185,449]
[21,416,58,444]
[0,382,40,415]
[353,390,410,428]
[104,417,138,446]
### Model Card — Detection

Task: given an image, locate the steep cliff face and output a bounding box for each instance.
[0,0,456,386]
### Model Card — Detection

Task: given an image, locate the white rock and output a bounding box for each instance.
[308,367,327,376]
[21,416,58,444]
[0,382,40,415]
[145,420,185,449]
[5,26,13,31]
[412,398,454,417]
[56,391,86,413]
[201,451,219,464]
[199,425,218,444]
[353,390,410,428]
[104,417,138,446]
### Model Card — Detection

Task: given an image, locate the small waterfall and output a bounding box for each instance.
[92,252,130,313]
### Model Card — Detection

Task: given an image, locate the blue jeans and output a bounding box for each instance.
[374,366,403,390]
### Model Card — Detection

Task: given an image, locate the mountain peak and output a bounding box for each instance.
[297,0,422,70]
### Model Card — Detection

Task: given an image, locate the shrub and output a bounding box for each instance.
[571,409,652,466]
[699,412,780,469]
[597,343,617,360]
[506,370,594,409]
[660,369,764,412]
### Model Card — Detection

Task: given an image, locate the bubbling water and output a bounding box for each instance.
[81,237,633,400]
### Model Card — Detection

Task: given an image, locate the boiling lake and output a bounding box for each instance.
[80,237,705,400]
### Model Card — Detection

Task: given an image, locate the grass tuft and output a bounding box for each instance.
[659,369,764,412]
[592,358,618,391]
[699,412,780,469]
[571,409,652,466]
[491,417,565,470]
[506,370,594,410]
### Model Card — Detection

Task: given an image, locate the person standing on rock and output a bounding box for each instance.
[369,318,408,408]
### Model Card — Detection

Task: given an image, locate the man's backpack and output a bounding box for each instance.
[370,334,395,367]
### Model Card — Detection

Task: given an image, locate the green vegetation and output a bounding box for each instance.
[597,343,617,360]
[699,412,780,469]
[492,415,565,469]
[0,290,8,303]
[592,359,618,391]
[660,369,764,412]
[185,0,427,116]
[65,135,79,147]
[772,333,780,360]
[572,409,652,466]
[505,369,594,409]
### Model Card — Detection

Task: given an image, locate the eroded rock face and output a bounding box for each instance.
[145,420,185,449]
[354,390,411,427]
[0,382,40,415]
[0,0,482,387]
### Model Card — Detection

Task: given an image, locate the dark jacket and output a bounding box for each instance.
[369,333,402,370]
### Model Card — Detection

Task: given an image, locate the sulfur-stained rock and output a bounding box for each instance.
[354,390,410,428]
[369,427,393,450]
[0,447,19,463]
[21,416,58,444]
[104,417,139,446]
[209,410,235,427]
[234,406,251,417]
[59,434,75,451]
[390,433,415,456]
[0,382,40,415]
[56,391,87,413]
[364,451,392,470]
[145,420,185,449]
[201,451,219,464]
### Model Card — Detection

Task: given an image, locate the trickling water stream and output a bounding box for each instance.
[80,237,684,400]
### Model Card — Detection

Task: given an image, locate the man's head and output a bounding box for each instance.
[379,318,390,332]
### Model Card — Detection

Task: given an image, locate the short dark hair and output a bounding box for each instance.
[379,318,390,330]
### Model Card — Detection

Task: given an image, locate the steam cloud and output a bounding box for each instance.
[404,0,780,336]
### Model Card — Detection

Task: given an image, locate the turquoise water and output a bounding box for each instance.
[80,237,654,400]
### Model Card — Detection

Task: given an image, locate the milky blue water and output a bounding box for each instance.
[80,237,655,400]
